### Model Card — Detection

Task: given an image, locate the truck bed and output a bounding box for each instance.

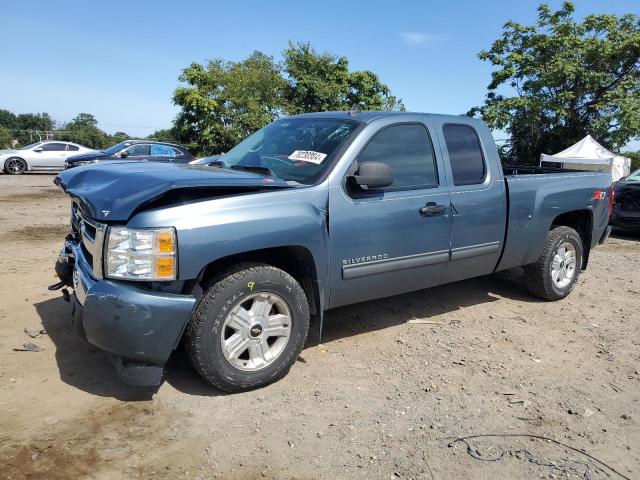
[496,167,612,272]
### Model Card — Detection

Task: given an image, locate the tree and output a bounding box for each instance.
[283,42,404,113]
[0,109,17,129]
[14,112,54,132]
[172,43,404,154]
[0,125,12,149]
[623,150,640,172]
[10,112,55,145]
[110,131,130,144]
[61,113,110,149]
[469,2,640,165]
[147,128,178,142]
[173,52,286,154]
[70,113,98,127]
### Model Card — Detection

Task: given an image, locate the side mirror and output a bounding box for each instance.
[348,162,394,190]
[33,147,43,152]
[119,150,129,158]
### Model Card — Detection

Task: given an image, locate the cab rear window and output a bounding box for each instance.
[443,124,486,186]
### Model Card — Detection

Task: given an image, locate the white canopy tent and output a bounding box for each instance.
[540,135,631,182]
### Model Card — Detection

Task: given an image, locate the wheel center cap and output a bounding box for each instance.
[250,324,263,337]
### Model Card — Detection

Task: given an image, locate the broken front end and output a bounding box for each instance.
[53,199,196,386]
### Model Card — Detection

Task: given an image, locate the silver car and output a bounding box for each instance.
[1,141,96,174]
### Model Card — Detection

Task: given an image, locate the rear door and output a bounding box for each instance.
[434,122,506,283]
[150,144,177,163]
[328,122,451,308]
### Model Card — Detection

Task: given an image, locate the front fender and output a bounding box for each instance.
[127,186,330,286]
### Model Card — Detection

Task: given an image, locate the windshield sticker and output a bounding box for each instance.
[288,150,327,164]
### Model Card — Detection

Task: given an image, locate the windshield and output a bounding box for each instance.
[216,118,360,183]
[627,168,640,182]
[102,141,132,155]
[19,142,43,150]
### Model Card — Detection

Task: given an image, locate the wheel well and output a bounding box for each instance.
[551,210,593,269]
[198,246,321,319]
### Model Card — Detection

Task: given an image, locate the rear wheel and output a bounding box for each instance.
[4,157,27,175]
[525,226,583,301]
[186,263,310,392]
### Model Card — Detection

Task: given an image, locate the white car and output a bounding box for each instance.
[1,141,97,174]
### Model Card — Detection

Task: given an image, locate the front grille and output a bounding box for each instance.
[71,203,81,239]
[81,243,94,267]
[71,200,106,278]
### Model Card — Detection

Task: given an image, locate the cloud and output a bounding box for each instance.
[399,32,442,46]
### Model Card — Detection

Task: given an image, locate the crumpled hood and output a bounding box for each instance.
[54,161,292,221]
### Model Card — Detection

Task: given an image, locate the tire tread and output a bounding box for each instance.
[186,263,309,392]
[525,226,582,301]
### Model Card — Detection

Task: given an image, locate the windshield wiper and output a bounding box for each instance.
[206,160,276,178]
[230,165,274,177]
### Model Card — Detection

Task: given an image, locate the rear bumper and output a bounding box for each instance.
[59,240,196,384]
[609,214,640,232]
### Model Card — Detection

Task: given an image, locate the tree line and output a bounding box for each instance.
[0,111,171,150]
[2,3,638,170]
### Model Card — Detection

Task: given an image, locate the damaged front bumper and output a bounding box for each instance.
[55,240,196,386]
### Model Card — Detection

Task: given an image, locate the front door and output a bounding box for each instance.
[329,123,451,308]
[35,142,67,168]
[122,144,150,161]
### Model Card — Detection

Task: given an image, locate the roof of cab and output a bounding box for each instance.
[287,110,477,124]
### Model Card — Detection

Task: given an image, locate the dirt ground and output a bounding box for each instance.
[0,173,638,480]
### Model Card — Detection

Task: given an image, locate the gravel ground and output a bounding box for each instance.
[0,173,638,480]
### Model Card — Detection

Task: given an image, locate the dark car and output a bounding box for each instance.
[610,168,640,231]
[65,140,193,169]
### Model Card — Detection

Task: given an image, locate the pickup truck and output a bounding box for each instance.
[53,111,613,392]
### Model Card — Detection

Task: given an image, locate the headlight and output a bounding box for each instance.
[105,227,177,281]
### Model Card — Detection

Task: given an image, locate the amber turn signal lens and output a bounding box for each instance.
[157,231,176,253]
[155,257,175,278]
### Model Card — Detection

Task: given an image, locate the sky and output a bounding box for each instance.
[1,0,638,148]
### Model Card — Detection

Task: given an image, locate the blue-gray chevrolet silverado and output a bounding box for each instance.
[53,111,613,392]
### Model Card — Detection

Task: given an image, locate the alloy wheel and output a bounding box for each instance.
[220,292,292,371]
[5,158,26,174]
[550,241,577,289]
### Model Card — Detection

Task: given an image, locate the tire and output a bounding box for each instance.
[525,226,583,301]
[4,157,27,175]
[186,263,310,392]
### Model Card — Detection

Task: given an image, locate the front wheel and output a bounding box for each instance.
[186,263,310,392]
[4,157,27,175]
[525,226,583,301]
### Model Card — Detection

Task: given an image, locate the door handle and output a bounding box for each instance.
[419,202,447,217]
